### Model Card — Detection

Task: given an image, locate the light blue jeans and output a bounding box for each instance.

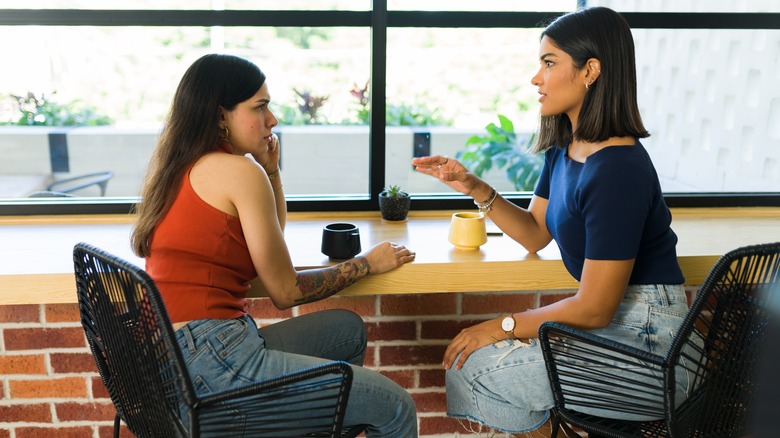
[174,310,417,437]
[446,284,692,434]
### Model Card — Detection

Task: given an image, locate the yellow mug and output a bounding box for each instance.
[448,212,487,250]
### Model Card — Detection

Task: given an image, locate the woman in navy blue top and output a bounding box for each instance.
[414,6,690,435]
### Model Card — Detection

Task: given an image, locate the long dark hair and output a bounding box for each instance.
[534,6,649,153]
[131,54,265,257]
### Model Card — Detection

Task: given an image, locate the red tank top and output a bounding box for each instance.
[146,155,257,323]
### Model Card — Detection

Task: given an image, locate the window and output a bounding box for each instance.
[0,1,777,215]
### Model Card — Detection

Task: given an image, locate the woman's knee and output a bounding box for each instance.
[328,309,367,344]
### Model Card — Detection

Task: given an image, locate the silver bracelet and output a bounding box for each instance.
[474,188,498,214]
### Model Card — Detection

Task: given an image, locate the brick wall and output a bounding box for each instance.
[1,289,604,437]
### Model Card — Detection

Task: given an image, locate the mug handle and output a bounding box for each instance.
[351,232,361,255]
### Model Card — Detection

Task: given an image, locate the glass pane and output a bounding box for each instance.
[589,0,780,13]
[0,25,371,199]
[385,26,780,198]
[389,0,576,12]
[634,28,780,192]
[0,0,369,11]
[385,28,544,196]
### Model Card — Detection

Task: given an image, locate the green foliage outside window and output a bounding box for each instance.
[0,92,112,126]
[457,114,542,191]
[343,81,452,127]
[273,81,452,127]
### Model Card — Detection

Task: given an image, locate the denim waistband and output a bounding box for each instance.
[175,315,255,353]
[623,284,686,307]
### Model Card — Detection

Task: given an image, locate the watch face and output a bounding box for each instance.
[501,316,514,331]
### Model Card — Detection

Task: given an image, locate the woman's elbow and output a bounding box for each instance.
[574,308,614,329]
[266,289,297,310]
[520,236,552,254]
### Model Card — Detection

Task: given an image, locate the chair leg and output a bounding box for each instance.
[549,409,560,438]
[549,410,582,438]
[113,413,121,438]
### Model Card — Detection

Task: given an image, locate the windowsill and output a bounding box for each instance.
[1,207,779,305]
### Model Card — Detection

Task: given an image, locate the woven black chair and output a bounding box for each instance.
[540,242,780,438]
[74,242,367,438]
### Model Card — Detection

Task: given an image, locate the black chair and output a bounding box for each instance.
[31,171,114,197]
[74,242,366,438]
[540,242,780,438]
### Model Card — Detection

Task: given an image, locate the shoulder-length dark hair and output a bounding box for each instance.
[131,54,265,257]
[534,6,649,153]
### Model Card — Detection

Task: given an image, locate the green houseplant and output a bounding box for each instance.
[457,114,542,191]
[0,92,112,126]
[378,185,411,221]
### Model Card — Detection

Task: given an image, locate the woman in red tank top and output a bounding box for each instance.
[130,54,418,437]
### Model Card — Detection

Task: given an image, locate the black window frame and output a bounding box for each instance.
[1,4,778,215]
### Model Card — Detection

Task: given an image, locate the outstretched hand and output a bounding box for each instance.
[412,155,481,196]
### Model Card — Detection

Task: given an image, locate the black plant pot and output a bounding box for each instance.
[379,192,411,221]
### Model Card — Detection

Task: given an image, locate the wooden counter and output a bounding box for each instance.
[1,208,778,305]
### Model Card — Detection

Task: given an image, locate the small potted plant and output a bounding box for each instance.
[379,184,411,221]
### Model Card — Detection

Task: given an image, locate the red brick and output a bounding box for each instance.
[421,319,484,340]
[10,377,88,399]
[4,327,87,350]
[0,354,46,375]
[0,429,9,438]
[378,345,446,367]
[539,292,576,307]
[51,353,98,374]
[297,295,375,317]
[412,391,447,413]
[98,425,134,438]
[44,303,81,323]
[15,427,94,438]
[91,376,110,399]
[0,305,40,323]
[246,298,292,320]
[0,404,52,423]
[380,294,456,316]
[461,292,536,315]
[0,381,4,399]
[56,402,116,422]
[378,369,415,389]
[419,369,445,388]
[363,345,376,367]
[420,414,469,435]
[366,321,416,342]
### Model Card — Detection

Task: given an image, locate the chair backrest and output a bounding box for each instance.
[49,171,114,196]
[74,242,194,438]
[669,242,780,436]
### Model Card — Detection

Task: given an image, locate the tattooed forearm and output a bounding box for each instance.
[294,256,371,305]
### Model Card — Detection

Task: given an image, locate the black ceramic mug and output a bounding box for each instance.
[321,223,361,260]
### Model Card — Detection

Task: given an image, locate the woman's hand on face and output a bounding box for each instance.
[362,241,415,275]
[443,318,504,371]
[412,155,481,196]
[252,133,280,174]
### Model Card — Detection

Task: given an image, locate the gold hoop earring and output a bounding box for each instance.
[219,126,230,141]
[585,81,591,89]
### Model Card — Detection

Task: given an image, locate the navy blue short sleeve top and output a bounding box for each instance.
[534,141,684,285]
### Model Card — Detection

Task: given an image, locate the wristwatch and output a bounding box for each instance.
[501,315,517,339]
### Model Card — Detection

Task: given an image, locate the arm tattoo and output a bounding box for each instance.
[294,256,371,305]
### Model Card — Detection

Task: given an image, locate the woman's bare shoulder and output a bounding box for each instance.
[194,152,263,182]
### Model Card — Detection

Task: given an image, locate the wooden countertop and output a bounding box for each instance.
[1,208,778,305]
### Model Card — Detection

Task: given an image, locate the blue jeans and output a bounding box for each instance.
[174,310,417,437]
[445,284,692,434]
